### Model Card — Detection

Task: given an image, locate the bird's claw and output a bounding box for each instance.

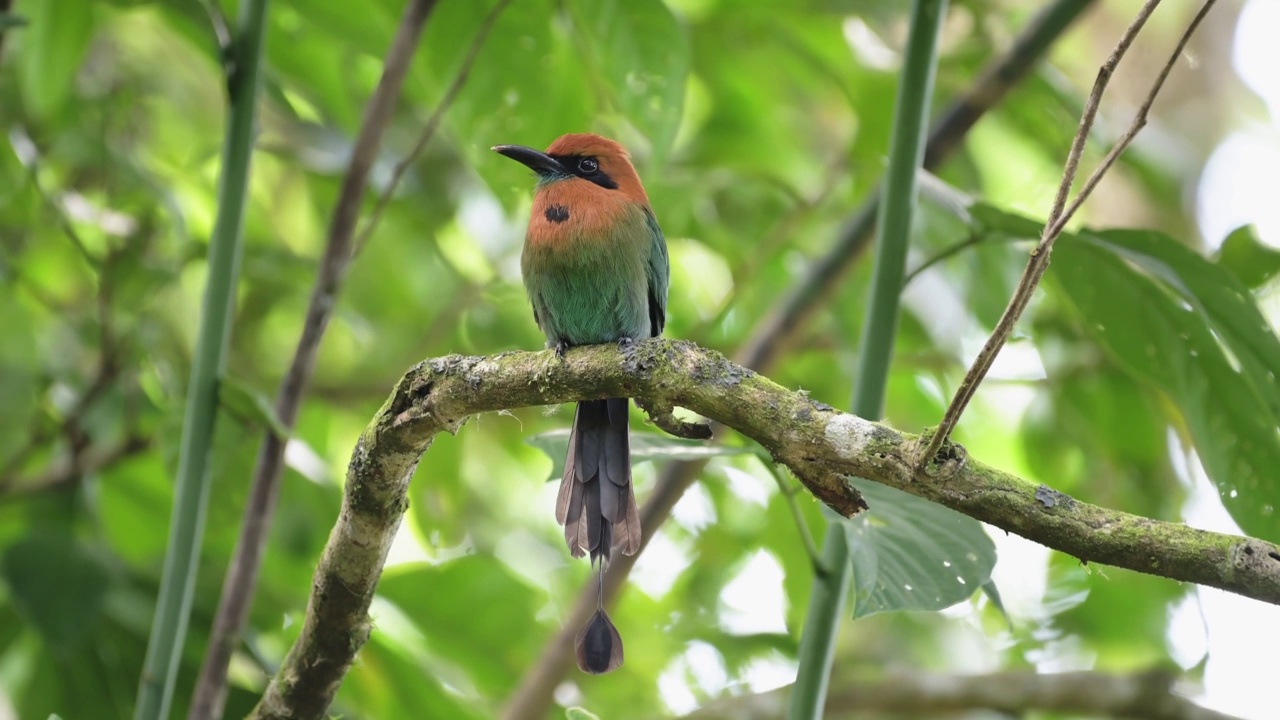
[554,340,570,360]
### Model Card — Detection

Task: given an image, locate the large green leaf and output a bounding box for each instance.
[1,531,110,651]
[427,0,591,184]
[338,631,486,720]
[375,555,546,696]
[1213,224,1280,290]
[1021,363,1183,520]
[1082,229,1280,407]
[847,479,996,618]
[16,0,96,119]
[0,290,39,466]
[11,617,145,720]
[1048,555,1185,664]
[409,424,470,548]
[1051,231,1280,541]
[569,0,689,162]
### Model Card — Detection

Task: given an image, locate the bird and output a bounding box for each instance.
[493,133,669,674]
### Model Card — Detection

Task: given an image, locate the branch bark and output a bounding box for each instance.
[256,339,1280,719]
[686,669,1240,720]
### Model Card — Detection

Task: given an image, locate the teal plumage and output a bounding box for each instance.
[494,133,668,675]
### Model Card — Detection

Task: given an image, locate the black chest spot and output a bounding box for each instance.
[544,204,570,223]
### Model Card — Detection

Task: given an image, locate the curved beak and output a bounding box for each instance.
[492,144,565,178]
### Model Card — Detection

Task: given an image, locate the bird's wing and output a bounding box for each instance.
[644,209,669,337]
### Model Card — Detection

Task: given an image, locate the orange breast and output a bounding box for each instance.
[527,179,647,249]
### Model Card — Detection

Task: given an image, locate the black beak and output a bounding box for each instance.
[492,144,565,178]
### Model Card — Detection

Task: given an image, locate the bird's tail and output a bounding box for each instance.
[556,398,639,674]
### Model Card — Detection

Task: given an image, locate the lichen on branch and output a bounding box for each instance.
[252,337,1280,720]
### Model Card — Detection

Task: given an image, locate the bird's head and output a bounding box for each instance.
[493,133,649,206]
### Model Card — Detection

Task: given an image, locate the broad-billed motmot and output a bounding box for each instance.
[494,133,669,674]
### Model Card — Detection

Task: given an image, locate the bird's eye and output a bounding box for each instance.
[578,158,598,174]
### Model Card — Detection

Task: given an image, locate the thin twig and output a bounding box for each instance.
[903,231,983,285]
[502,3,1102,716]
[917,0,1217,467]
[1046,1,1216,241]
[188,2,442,718]
[351,0,515,258]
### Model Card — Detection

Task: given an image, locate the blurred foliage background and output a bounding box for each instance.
[1,0,1278,718]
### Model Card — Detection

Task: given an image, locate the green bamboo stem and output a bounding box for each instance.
[134,1,271,718]
[786,1,948,717]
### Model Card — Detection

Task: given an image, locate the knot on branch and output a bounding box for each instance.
[1230,539,1280,583]
[830,476,870,517]
[913,428,967,478]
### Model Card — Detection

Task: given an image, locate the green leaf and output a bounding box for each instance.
[1213,224,1280,290]
[1083,229,1280,397]
[570,0,690,162]
[565,708,602,720]
[1021,363,1183,520]
[218,375,290,438]
[375,555,546,696]
[428,0,591,189]
[969,201,1044,240]
[9,610,149,720]
[17,0,95,119]
[1,531,111,651]
[981,580,1010,627]
[339,632,486,720]
[1052,231,1280,541]
[1049,557,1184,663]
[526,428,757,482]
[409,426,470,548]
[846,480,996,618]
[0,290,39,466]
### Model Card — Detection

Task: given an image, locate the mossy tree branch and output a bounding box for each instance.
[686,669,1240,720]
[255,338,1280,719]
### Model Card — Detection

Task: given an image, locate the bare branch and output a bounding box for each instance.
[919,0,1218,466]
[256,339,1280,719]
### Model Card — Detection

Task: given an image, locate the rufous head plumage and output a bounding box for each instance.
[492,133,650,207]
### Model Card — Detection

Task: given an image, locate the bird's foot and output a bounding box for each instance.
[554,340,570,360]
[616,336,636,351]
